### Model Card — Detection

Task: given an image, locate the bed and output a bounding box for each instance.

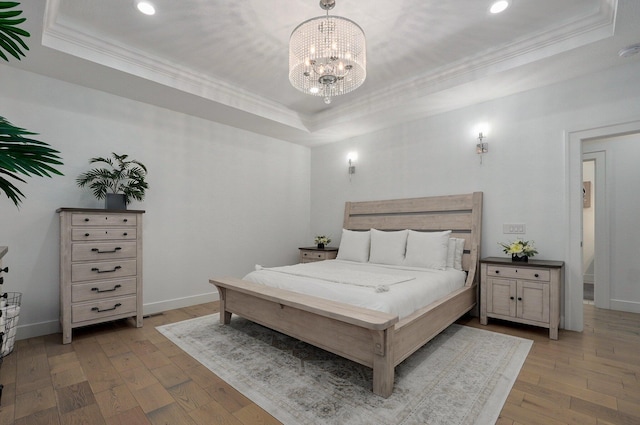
[210,192,483,398]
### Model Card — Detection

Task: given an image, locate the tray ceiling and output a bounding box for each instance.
[9,0,640,145]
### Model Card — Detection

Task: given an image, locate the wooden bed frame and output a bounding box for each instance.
[210,192,482,398]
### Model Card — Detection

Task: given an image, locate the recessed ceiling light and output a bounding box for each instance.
[136,1,156,16]
[489,0,510,14]
[618,43,640,58]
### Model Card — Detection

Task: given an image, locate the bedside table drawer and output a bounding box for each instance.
[299,247,338,263]
[302,251,331,261]
[487,265,550,282]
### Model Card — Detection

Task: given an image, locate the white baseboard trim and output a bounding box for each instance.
[15,291,220,341]
[15,320,61,342]
[610,299,640,314]
[143,292,219,316]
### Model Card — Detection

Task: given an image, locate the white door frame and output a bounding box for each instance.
[566,119,640,332]
[582,151,609,309]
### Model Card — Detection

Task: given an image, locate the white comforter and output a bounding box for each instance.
[243,260,466,319]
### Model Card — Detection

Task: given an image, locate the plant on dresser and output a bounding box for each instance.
[76,153,149,210]
[57,209,145,344]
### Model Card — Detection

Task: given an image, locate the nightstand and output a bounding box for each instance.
[299,247,338,263]
[480,257,564,340]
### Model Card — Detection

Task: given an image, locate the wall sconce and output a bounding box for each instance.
[347,152,357,178]
[476,132,489,164]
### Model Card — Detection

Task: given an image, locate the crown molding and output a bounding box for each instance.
[42,0,310,132]
[308,0,617,129]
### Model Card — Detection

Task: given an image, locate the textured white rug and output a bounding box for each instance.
[157,314,531,425]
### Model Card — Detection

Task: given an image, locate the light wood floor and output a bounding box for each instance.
[0,302,638,425]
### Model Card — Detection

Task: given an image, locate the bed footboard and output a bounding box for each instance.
[211,277,399,397]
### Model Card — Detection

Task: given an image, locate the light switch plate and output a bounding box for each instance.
[503,223,526,234]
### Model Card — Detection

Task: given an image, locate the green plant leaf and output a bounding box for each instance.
[0,2,29,61]
[0,117,64,207]
[77,152,148,204]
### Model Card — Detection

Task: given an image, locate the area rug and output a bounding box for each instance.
[157,314,532,425]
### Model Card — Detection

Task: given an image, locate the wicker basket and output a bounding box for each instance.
[1,292,22,358]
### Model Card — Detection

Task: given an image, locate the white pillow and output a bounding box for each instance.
[446,238,456,268]
[453,238,465,271]
[404,230,451,270]
[336,229,370,262]
[368,229,408,265]
[447,238,466,270]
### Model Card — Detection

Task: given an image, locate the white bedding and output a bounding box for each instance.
[243,260,467,320]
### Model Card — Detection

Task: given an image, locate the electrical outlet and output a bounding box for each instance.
[503,223,526,234]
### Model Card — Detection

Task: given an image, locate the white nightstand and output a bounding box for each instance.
[480,257,564,340]
[298,247,338,263]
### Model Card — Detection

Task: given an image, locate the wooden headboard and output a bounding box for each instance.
[343,192,483,275]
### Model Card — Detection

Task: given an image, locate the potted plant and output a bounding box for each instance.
[498,238,538,262]
[0,2,64,208]
[76,153,149,210]
[314,235,331,249]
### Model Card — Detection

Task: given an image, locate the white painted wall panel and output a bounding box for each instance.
[0,65,310,338]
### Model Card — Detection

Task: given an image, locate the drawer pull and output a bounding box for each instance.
[123,218,128,222]
[518,297,522,301]
[91,266,122,274]
[495,270,500,274]
[84,233,90,237]
[123,232,128,236]
[91,303,122,313]
[0,266,7,273]
[84,218,90,222]
[535,273,539,278]
[91,247,122,254]
[510,296,514,300]
[91,284,122,293]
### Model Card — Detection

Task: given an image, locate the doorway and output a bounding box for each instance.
[567,120,640,332]
[581,150,608,308]
[582,159,595,303]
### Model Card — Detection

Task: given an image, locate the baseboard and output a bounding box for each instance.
[14,291,220,341]
[143,292,219,316]
[610,299,640,314]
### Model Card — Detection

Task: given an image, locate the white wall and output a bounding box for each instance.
[0,65,311,339]
[584,133,640,312]
[310,59,640,331]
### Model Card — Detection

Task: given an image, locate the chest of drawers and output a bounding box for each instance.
[58,208,144,344]
[480,257,564,339]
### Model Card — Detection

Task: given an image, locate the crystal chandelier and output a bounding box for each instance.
[289,0,366,105]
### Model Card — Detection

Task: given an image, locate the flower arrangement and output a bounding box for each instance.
[499,238,538,261]
[314,235,331,248]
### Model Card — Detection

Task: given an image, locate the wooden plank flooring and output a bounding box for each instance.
[0,302,638,424]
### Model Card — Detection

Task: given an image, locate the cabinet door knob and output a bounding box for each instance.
[510,296,515,300]
[518,297,522,301]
